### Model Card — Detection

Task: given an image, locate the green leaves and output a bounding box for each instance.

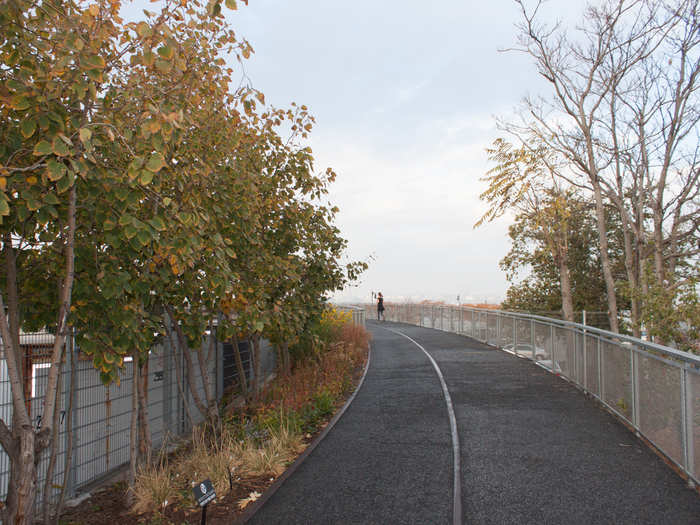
[21,119,37,138]
[145,152,166,173]
[157,45,174,60]
[51,137,70,157]
[33,140,52,156]
[46,160,66,181]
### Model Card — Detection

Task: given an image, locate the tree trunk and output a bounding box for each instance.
[127,355,140,505]
[42,368,64,524]
[591,180,619,333]
[558,254,575,323]
[195,328,219,426]
[621,226,641,338]
[137,359,152,466]
[56,333,77,522]
[5,426,37,525]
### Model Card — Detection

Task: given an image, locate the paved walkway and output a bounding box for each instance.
[246,321,700,524]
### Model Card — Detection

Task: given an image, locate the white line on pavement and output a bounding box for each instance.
[385,327,463,525]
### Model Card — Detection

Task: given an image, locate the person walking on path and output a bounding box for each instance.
[377,292,385,321]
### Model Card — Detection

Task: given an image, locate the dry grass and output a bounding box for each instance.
[233,420,304,477]
[132,323,370,517]
[131,457,175,514]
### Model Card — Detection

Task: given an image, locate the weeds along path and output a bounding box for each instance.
[244,320,454,525]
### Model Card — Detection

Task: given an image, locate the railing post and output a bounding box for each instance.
[583,332,588,391]
[682,364,695,488]
[598,337,604,403]
[631,347,640,432]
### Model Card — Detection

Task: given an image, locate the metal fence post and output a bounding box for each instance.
[598,337,604,403]
[583,332,588,391]
[631,348,640,432]
[681,365,695,488]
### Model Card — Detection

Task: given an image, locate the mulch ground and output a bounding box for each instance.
[58,350,368,525]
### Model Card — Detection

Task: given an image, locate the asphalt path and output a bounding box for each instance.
[246,321,700,524]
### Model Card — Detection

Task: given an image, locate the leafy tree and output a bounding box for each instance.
[0,0,364,521]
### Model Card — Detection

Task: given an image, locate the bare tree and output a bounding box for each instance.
[505,0,697,338]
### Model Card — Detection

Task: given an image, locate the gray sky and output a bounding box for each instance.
[223,1,586,305]
[119,1,578,305]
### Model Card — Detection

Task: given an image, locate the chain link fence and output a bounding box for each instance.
[363,302,700,487]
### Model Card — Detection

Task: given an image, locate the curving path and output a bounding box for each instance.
[244,321,700,524]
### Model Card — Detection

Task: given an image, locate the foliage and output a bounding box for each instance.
[499,194,609,316]
[0,0,365,521]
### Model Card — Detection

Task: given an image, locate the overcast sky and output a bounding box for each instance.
[204,1,580,304]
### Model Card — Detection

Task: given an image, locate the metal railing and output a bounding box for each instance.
[364,302,700,487]
[335,305,366,327]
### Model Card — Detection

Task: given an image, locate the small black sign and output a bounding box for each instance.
[193,479,216,507]
[153,371,164,382]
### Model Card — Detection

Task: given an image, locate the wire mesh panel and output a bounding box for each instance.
[585,334,600,396]
[529,322,549,362]
[500,316,514,349]
[690,368,700,480]
[637,353,683,467]
[487,313,498,345]
[554,326,573,378]
[573,331,584,385]
[601,340,633,421]
[515,318,531,351]
[71,358,129,488]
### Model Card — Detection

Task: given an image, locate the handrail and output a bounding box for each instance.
[453,306,699,365]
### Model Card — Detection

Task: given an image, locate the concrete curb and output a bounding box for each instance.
[234,343,372,524]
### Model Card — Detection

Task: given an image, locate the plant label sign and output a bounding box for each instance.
[193,479,216,507]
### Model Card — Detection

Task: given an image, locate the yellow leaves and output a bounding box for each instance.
[238,491,261,510]
[0,177,6,191]
[87,4,100,17]
[136,22,152,38]
[79,127,92,144]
